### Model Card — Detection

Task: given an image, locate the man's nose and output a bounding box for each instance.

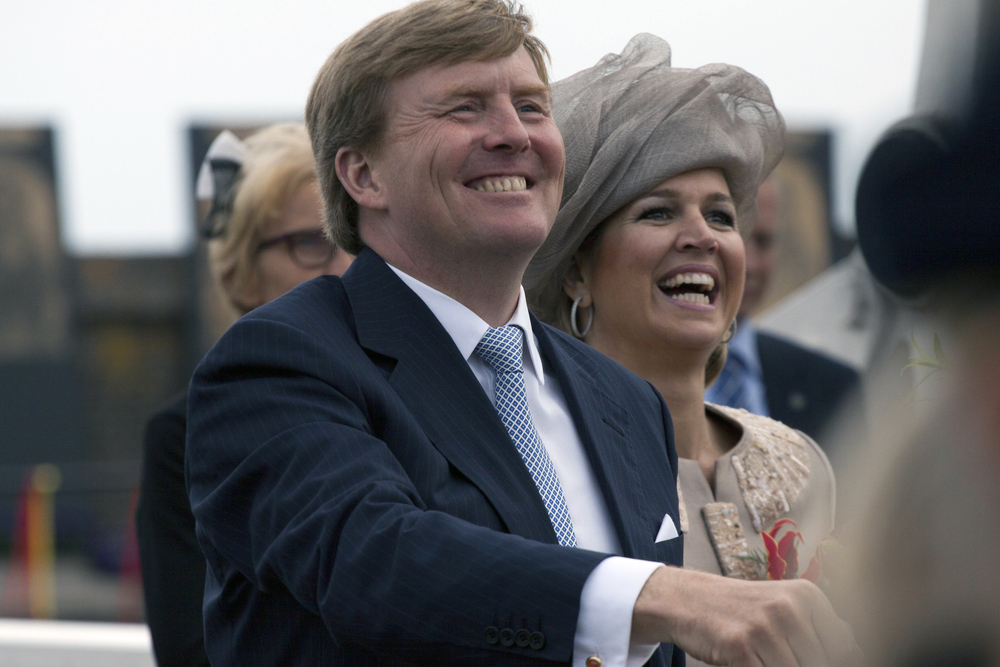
[483,103,530,152]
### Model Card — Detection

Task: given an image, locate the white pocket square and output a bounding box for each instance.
[655,514,679,543]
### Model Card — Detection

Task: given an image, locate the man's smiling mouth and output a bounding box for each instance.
[466,175,529,192]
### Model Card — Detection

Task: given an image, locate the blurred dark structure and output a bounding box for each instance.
[857,0,1000,298]
[0,124,277,620]
[0,128,202,620]
[0,128,85,557]
[0,129,76,466]
[70,255,196,547]
[0,127,199,573]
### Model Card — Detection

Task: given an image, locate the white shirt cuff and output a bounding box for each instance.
[573,557,664,667]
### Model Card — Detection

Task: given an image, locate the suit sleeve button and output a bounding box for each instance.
[514,628,530,647]
[484,626,499,645]
[529,631,546,650]
[499,628,515,647]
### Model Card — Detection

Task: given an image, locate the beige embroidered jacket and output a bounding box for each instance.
[678,403,836,580]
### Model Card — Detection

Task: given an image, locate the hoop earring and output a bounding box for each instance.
[722,318,738,343]
[570,295,594,338]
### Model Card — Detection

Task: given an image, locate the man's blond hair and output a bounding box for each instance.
[305,0,549,255]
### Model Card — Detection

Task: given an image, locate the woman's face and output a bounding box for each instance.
[572,168,744,357]
[246,180,353,308]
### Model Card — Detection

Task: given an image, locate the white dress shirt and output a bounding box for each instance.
[389,265,662,667]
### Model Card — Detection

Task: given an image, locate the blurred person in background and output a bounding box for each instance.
[705,174,861,446]
[526,34,854,667]
[135,123,352,667]
[845,4,1000,663]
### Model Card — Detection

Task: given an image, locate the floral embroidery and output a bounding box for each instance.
[717,406,811,532]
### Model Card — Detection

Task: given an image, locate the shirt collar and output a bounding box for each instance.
[387,264,546,384]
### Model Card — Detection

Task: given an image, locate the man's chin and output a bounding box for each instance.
[472,211,553,245]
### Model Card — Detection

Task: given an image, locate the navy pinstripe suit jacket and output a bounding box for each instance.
[186,248,683,665]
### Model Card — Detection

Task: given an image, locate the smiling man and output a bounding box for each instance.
[185,1,856,666]
[334,47,564,325]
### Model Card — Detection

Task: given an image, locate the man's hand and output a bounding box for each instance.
[632,567,861,666]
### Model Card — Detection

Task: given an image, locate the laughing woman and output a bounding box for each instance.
[525,35,835,607]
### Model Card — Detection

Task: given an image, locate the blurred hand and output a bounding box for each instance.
[632,566,861,666]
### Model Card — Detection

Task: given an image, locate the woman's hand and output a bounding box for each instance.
[632,566,861,666]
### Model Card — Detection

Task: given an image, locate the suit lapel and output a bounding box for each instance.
[533,319,660,562]
[341,249,558,544]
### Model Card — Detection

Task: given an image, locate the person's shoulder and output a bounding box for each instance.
[244,275,352,332]
[226,275,357,350]
[537,320,610,369]
[711,404,828,463]
[536,320,658,395]
[707,403,833,528]
[197,275,357,378]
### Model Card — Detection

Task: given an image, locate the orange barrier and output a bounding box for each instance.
[116,486,143,622]
[3,464,61,619]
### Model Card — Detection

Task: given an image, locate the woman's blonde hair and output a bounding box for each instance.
[207,123,316,314]
[704,342,728,387]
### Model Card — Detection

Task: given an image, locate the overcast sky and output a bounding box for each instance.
[1,0,928,255]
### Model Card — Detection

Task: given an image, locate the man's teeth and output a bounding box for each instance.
[659,272,715,291]
[668,292,711,305]
[473,176,527,192]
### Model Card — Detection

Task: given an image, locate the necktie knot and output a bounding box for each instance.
[475,326,524,375]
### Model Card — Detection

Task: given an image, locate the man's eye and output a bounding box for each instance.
[518,103,541,113]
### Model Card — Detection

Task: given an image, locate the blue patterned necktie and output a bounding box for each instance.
[711,349,752,411]
[475,326,577,547]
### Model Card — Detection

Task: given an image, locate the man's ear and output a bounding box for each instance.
[336,147,387,210]
[563,255,592,308]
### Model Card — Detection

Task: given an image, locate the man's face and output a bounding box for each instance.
[362,47,565,268]
[739,177,781,319]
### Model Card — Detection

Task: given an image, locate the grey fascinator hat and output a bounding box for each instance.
[525,33,785,328]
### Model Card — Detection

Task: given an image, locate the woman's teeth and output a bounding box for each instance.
[668,292,711,305]
[659,272,715,290]
[473,176,527,192]
[658,272,715,305]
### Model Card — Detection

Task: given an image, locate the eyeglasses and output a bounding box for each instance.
[257,229,337,269]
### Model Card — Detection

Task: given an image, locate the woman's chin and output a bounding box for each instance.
[647,325,728,355]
